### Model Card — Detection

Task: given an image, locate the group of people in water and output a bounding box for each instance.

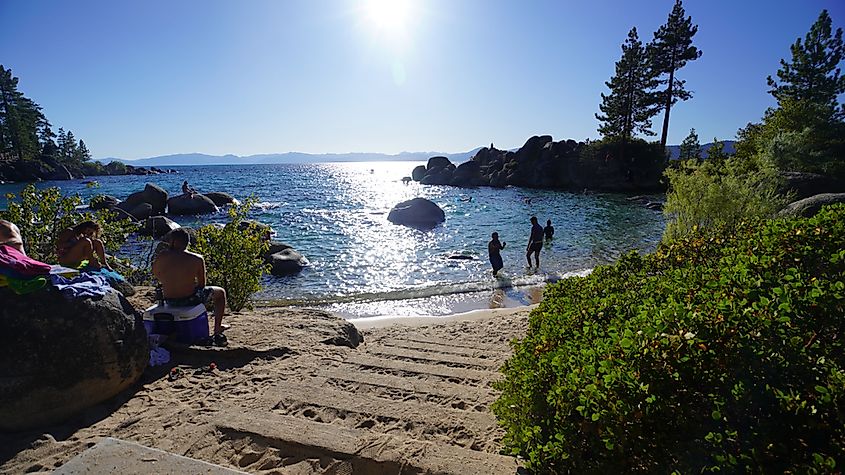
[487,216,554,277]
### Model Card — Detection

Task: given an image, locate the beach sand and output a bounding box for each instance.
[0,288,532,474]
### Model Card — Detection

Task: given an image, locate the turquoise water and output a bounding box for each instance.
[0,162,666,317]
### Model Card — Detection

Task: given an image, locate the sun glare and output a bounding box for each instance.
[365,0,412,30]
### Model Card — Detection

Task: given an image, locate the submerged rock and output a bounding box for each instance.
[167,193,218,216]
[139,216,180,239]
[0,288,148,431]
[205,191,239,207]
[263,241,309,276]
[387,198,445,229]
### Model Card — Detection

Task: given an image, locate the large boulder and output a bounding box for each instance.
[167,193,218,216]
[90,195,120,211]
[139,216,180,239]
[778,193,845,218]
[123,183,168,215]
[387,198,445,229]
[0,288,148,431]
[451,160,485,186]
[426,156,452,171]
[411,165,427,182]
[780,172,845,200]
[205,191,239,207]
[263,241,309,276]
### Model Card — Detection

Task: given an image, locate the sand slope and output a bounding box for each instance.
[1,292,529,474]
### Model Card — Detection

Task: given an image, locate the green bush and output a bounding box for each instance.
[191,199,269,312]
[1,184,136,263]
[663,154,788,242]
[493,205,845,473]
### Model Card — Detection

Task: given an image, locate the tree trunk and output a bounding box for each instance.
[659,49,678,153]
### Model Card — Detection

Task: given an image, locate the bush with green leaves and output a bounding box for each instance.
[493,204,845,473]
[663,153,788,242]
[191,199,269,312]
[0,184,136,263]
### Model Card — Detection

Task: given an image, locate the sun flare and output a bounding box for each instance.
[365,0,412,30]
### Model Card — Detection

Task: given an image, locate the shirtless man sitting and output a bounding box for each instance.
[152,228,228,344]
[0,220,26,255]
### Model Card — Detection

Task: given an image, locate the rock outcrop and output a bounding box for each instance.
[122,183,168,216]
[204,192,238,207]
[778,193,845,218]
[387,198,445,229]
[167,193,218,216]
[410,135,666,192]
[90,195,121,211]
[263,241,309,276]
[0,288,148,431]
[139,216,180,239]
[779,172,845,200]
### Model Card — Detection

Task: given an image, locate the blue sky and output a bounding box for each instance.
[0,1,841,159]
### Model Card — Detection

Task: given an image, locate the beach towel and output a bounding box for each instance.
[0,274,48,295]
[0,244,52,277]
[50,273,110,299]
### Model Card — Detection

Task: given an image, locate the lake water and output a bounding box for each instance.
[0,162,666,319]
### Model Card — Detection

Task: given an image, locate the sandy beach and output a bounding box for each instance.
[0,287,532,474]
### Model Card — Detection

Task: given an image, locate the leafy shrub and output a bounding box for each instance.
[1,184,136,263]
[493,205,845,473]
[191,199,269,312]
[663,154,788,242]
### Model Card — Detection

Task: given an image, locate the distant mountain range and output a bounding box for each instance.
[97,140,735,166]
[97,149,482,167]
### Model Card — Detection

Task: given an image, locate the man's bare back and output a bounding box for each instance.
[153,249,205,299]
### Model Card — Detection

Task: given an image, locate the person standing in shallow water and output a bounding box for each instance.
[488,232,506,277]
[544,219,554,240]
[526,216,544,268]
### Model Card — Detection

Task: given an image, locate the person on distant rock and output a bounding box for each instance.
[56,221,111,270]
[526,216,544,268]
[544,219,554,240]
[153,228,228,345]
[488,232,506,277]
[0,220,26,255]
[182,180,197,196]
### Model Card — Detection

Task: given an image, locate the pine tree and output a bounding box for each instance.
[38,119,57,158]
[678,128,700,161]
[649,0,702,152]
[75,139,91,163]
[767,10,844,117]
[596,27,660,159]
[0,65,45,161]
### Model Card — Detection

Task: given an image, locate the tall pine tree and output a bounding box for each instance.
[649,0,702,152]
[0,65,45,161]
[596,27,660,160]
[767,10,844,117]
[678,128,700,161]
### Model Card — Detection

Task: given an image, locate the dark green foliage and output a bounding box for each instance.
[678,128,700,161]
[0,65,46,161]
[649,0,702,151]
[663,150,786,242]
[0,184,136,264]
[493,205,845,473]
[767,10,844,116]
[596,27,660,147]
[736,11,845,180]
[581,138,667,189]
[192,199,270,312]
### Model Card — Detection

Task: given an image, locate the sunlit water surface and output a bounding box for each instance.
[0,162,666,319]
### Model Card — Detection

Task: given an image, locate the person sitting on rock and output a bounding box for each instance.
[0,220,26,255]
[153,228,228,345]
[181,180,197,196]
[56,221,111,270]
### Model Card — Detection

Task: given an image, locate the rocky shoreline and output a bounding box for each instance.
[0,158,176,184]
